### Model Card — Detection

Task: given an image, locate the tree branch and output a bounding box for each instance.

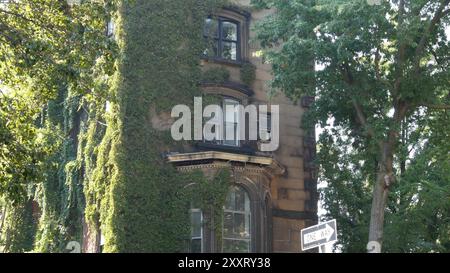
[419,103,450,110]
[0,7,36,24]
[0,7,64,34]
[413,0,450,72]
[393,0,407,96]
[375,47,381,81]
[339,63,376,138]
[352,98,375,138]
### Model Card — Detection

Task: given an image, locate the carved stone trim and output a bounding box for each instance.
[167,151,285,175]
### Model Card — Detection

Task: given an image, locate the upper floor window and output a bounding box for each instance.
[222,186,251,253]
[223,98,240,147]
[205,97,241,147]
[259,112,272,142]
[204,17,240,61]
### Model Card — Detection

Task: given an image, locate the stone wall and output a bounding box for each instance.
[198,0,318,253]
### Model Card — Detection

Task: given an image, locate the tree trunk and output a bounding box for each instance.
[0,205,6,232]
[0,205,6,252]
[368,142,394,253]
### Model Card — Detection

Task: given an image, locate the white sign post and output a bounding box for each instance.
[301,219,337,252]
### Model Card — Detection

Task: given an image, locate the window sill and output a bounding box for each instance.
[195,142,255,155]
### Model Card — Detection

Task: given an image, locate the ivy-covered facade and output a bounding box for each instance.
[0,0,317,253]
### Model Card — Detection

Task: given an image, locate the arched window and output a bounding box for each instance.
[222,186,251,253]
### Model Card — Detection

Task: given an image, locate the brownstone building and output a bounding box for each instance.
[165,1,318,253]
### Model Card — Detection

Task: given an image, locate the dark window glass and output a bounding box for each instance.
[190,209,203,253]
[204,17,240,61]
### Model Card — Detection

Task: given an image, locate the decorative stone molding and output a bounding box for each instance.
[166,151,285,175]
[201,81,254,98]
[168,149,276,253]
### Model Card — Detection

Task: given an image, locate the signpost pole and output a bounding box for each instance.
[320,244,326,253]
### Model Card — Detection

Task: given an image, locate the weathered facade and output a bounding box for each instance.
[163,1,318,253]
[0,0,317,254]
[73,0,318,254]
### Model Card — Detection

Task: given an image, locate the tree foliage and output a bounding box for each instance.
[0,0,119,252]
[96,0,227,252]
[253,0,450,252]
[1,0,234,253]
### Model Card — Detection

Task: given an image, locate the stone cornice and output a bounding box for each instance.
[166,151,285,175]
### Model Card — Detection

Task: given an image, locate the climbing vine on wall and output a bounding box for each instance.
[2,0,236,253]
[190,169,231,248]
[84,0,230,252]
[240,62,256,87]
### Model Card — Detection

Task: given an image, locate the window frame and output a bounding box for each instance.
[222,97,241,147]
[189,208,203,253]
[202,96,242,148]
[203,16,241,62]
[222,185,252,253]
[259,112,272,143]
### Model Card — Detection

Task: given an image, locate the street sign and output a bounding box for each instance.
[301,219,337,251]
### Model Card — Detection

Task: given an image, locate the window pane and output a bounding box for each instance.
[222,240,234,253]
[225,106,236,123]
[259,113,272,141]
[234,188,245,211]
[222,42,237,61]
[224,99,238,122]
[223,123,238,146]
[222,21,237,41]
[236,240,250,253]
[223,99,239,146]
[246,212,251,236]
[203,39,218,58]
[234,213,246,238]
[223,240,249,253]
[223,186,251,253]
[191,211,202,237]
[225,188,235,210]
[223,212,233,237]
[191,239,202,253]
[204,18,218,37]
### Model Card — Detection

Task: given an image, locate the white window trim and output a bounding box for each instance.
[190,208,203,253]
[223,98,240,147]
